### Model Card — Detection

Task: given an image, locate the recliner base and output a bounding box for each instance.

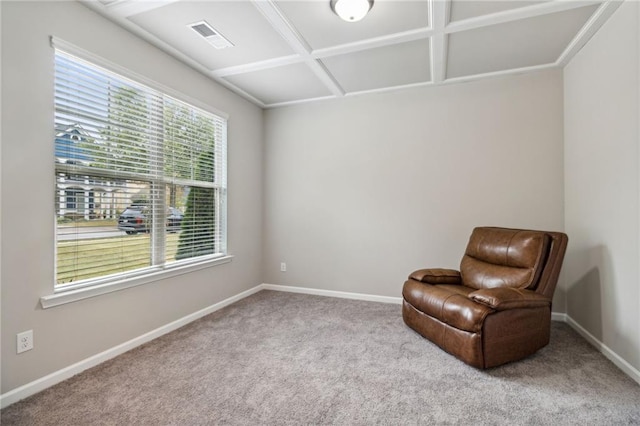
[402,299,551,369]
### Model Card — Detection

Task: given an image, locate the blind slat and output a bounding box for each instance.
[54,48,227,288]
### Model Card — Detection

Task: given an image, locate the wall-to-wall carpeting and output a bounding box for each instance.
[2,291,639,425]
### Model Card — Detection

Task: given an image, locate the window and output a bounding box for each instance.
[54,47,227,291]
[65,188,85,211]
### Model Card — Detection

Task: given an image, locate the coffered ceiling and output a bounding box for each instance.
[81,0,622,108]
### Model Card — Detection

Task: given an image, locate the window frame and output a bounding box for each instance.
[43,38,232,309]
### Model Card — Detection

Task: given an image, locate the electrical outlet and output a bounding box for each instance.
[280,262,287,272]
[17,330,33,354]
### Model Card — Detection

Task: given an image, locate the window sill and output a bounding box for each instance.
[40,255,234,309]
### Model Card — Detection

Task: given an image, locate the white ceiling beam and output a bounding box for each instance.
[346,80,436,99]
[444,62,557,86]
[212,55,304,78]
[556,0,623,66]
[212,78,266,108]
[430,0,449,84]
[251,0,345,97]
[298,62,556,107]
[266,95,339,109]
[304,59,345,98]
[250,0,313,56]
[80,0,617,108]
[266,80,438,108]
[430,34,447,83]
[445,0,603,35]
[103,0,181,18]
[312,28,432,59]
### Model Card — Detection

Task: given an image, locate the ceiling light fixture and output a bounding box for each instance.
[330,0,374,22]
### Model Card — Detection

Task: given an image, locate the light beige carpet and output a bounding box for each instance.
[2,290,639,425]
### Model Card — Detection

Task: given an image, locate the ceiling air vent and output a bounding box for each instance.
[188,21,234,50]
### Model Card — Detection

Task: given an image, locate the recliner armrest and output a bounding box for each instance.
[469,287,550,311]
[408,268,461,285]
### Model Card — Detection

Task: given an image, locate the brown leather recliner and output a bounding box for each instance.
[402,227,568,369]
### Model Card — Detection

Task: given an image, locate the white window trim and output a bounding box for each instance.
[41,255,234,309]
[44,37,232,308]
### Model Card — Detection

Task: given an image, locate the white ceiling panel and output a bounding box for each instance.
[322,39,431,93]
[223,63,332,105]
[275,0,430,50]
[446,3,600,79]
[449,1,548,22]
[80,0,619,107]
[128,1,295,70]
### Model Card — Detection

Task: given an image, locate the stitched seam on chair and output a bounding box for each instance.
[440,322,446,350]
[405,300,449,349]
[467,230,544,272]
[477,307,493,329]
[465,254,530,270]
[440,293,458,323]
[442,293,492,332]
[506,232,518,267]
[536,239,553,294]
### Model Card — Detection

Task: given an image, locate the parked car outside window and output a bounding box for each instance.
[167,207,183,233]
[117,206,183,235]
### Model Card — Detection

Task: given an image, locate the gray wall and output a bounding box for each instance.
[263,70,565,301]
[564,1,640,372]
[1,1,263,393]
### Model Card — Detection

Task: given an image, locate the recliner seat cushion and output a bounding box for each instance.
[460,228,550,290]
[402,280,493,333]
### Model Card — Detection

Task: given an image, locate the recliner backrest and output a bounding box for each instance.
[460,227,550,291]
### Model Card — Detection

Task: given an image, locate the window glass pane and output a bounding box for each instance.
[54,48,227,290]
[164,185,219,262]
[56,179,152,285]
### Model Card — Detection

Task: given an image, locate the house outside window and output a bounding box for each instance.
[54,47,228,291]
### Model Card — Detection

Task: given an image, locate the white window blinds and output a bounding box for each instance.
[54,48,227,289]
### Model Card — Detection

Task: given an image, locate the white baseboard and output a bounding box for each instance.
[563,314,640,386]
[0,285,263,409]
[3,284,638,409]
[260,283,403,304]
